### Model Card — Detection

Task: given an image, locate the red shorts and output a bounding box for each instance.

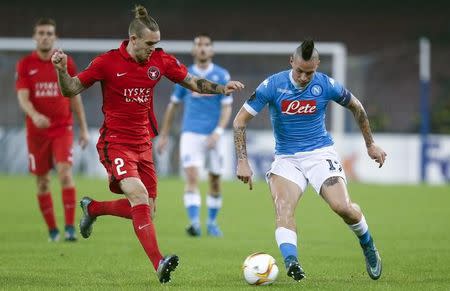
[26,129,74,175]
[97,140,157,198]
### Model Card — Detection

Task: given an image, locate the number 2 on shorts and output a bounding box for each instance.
[114,158,127,175]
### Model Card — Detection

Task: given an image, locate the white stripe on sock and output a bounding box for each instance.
[206,195,222,208]
[348,215,369,237]
[275,227,297,247]
[183,192,201,207]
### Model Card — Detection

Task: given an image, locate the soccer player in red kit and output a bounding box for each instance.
[51,5,244,283]
[16,18,89,242]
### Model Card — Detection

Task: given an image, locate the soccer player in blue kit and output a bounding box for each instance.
[157,34,232,237]
[233,39,386,281]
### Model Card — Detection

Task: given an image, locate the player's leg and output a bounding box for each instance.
[138,151,179,283]
[268,173,306,281]
[320,177,382,280]
[55,162,77,241]
[53,131,78,241]
[183,166,201,236]
[28,135,59,241]
[206,144,224,237]
[180,132,204,236]
[206,173,223,236]
[36,173,59,241]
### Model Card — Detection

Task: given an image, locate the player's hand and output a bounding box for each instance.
[31,113,50,128]
[224,81,245,95]
[367,143,387,168]
[51,49,68,71]
[156,135,169,154]
[79,129,90,150]
[236,159,253,190]
[206,133,220,149]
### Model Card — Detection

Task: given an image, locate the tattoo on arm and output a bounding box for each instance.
[195,78,224,94]
[348,98,374,147]
[233,126,248,160]
[57,70,84,97]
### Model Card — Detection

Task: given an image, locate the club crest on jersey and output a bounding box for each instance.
[310,84,323,96]
[281,100,317,115]
[147,66,160,80]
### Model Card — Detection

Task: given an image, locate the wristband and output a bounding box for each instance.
[213,127,224,135]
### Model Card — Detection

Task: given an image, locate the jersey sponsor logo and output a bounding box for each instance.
[281,100,317,115]
[116,72,127,77]
[277,88,293,94]
[29,69,38,76]
[147,66,160,80]
[35,82,59,97]
[311,84,323,96]
[123,87,152,103]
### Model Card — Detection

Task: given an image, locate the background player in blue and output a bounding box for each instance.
[157,34,232,237]
[233,39,387,281]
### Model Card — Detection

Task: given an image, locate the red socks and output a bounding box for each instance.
[88,199,132,219]
[62,187,76,226]
[37,193,57,230]
[131,204,163,270]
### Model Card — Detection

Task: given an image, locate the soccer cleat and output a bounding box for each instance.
[156,255,179,283]
[64,225,77,242]
[285,256,306,281]
[361,238,382,280]
[207,223,223,237]
[185,224,201,237]
[48,228,60,242]
[79,197,97,239]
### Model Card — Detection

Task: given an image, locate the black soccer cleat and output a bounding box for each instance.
[79,197,97,239]
[156,255,179,283]
[285,256,306,281]
[185,224,201,237]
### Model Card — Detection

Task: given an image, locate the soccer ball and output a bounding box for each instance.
[242,252,279,285]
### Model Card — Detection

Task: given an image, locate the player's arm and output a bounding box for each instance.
[156,101,180,154]
[51,49,85,97]
[70,95,90,149]
[16,89,50,128]
[179,73,244,95]
[233,106,255,190]
[346,94,387,168]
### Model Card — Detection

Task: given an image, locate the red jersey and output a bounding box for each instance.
[16,51,77,137]
[77,40,188,145]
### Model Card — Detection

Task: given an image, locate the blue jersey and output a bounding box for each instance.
[244,70,351,155]
[171,63,232,134]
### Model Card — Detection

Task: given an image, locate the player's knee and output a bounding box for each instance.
[59,171,74,188]
[36,176,50,193]
[331,202,353,218]
[122,180,149,206]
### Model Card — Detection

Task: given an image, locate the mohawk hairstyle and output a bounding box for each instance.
[300,38,314,60]
[294,38,319,61]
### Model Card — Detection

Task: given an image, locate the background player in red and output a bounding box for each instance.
[51,5,244,283]
[15,18,89,242]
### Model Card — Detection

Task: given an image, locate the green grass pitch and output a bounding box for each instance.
[0,175,449,290]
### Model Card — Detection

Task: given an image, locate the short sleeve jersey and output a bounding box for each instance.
[244,70,351,155]
[77,40,188,144]
[170,63,232,134]
[15,51,77,137]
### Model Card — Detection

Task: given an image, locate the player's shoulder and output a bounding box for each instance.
[314,71,336,87]
[266,70,290,86]
[17,53,35,66]
[211,63,231,79]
